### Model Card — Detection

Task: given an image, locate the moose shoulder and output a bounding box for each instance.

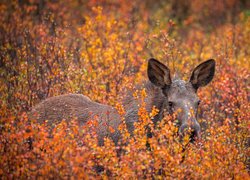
[30,58,215,144]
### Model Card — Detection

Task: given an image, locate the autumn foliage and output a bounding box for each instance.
[0,0,249,179]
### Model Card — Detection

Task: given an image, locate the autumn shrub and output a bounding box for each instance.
[0,0,249,179]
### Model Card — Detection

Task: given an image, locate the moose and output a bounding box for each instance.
[30,58,215,145]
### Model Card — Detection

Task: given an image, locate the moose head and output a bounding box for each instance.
[147,58,215,142]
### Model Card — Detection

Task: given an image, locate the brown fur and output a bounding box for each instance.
[30,58,215,145]
[30,94,121,145]
[123,82,167,135]
[29,84,165,145]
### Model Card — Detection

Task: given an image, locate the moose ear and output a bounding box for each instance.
[147,58,171,88]
[190,59,215,90]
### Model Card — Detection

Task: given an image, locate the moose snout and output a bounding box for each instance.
[179,121,201,142]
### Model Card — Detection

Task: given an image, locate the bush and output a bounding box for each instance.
[0,0,249,179]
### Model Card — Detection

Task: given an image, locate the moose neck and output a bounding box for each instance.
[123,82,168,135]
[143,82,168,124]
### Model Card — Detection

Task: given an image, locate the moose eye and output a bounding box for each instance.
[168,101,173,107]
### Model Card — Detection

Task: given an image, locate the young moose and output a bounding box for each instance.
[30,58,215,145]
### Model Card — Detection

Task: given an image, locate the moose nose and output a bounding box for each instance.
[179,122,201,142]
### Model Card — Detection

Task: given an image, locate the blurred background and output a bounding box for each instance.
[0,0,249,111]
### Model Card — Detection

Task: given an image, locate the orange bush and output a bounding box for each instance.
[0,0,249,179]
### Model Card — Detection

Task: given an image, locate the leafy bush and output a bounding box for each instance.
[0,0,249,179]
